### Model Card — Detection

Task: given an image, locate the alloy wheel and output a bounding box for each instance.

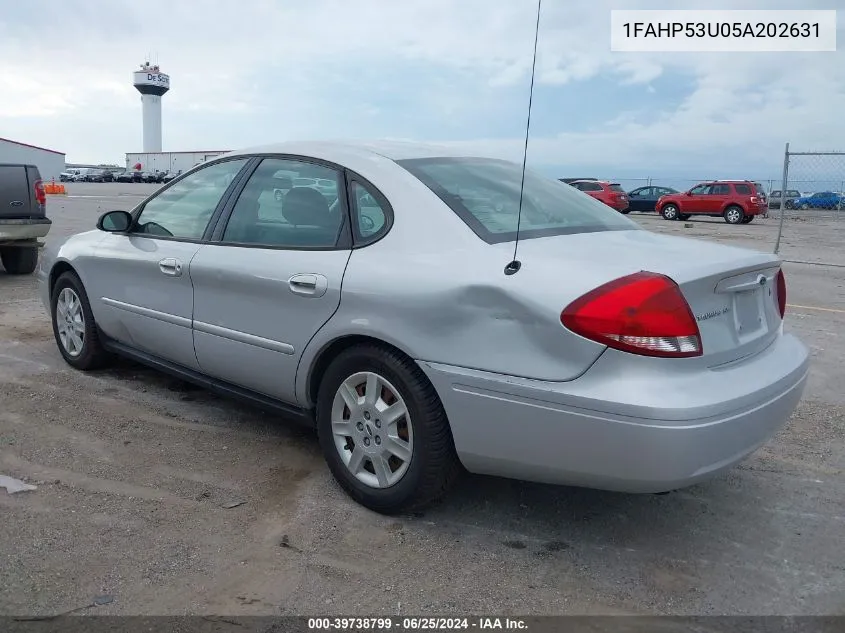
[56,287,85,357]
[330,371,414,489]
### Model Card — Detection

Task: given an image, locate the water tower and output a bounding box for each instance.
[133,61,170,153]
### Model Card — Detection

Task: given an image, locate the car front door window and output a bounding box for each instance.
[133,159,249,240]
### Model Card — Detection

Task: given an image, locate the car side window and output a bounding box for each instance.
[581,182,602,192]
[710,184,730,195]
[350,181,388,240]
[222,157,345,248]
[690,185,709,195]
[133,159,249,239]
[735,184,752,195]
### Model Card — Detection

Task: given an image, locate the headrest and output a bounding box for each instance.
[282,187,332,227]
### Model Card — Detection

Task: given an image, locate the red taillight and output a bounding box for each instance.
[34,180,46,206]
[561,271,702,358]
[776,269,786,318]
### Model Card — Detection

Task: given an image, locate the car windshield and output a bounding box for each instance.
[787,190,801,197]
[397,157,638,244]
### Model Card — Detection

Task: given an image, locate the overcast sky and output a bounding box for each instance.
[2,0,843,182]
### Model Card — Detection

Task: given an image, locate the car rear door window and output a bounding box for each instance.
[397,157,637,244]
[711,184,731,195]
[132,158,249,240]
[221,158,345,248]
[580,182,603,191]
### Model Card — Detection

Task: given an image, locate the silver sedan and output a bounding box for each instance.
[38,141,810,513]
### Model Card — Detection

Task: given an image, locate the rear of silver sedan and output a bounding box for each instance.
[415,234,809,493]
[394,155,810,495]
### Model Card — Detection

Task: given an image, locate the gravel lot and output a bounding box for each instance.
[1,184,843,616]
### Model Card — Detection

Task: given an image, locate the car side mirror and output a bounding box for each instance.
[685,191,693,196]
[97,210,132,232]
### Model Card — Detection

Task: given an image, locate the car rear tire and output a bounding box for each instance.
[678,214,691,221]
[0,245,39,275]
[661,204,680,221]
[316,343,462,514]
[50,271,112,370]
[741,215,754,224]
[619,209,631,214]
[724,206,744,224]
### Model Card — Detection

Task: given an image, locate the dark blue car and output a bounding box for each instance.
[793,192,843,210]
[626,185,679,212]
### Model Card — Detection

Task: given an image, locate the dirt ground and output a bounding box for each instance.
[1,184,843,616]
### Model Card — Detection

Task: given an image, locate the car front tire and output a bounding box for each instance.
[316,344,462,514]
[661,204,680,220]
[50,271,111,370]
[0,246,39,275]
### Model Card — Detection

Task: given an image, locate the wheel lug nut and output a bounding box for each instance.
[375,420,381,428]
[363,437,371,446]
[364,411,371,420]
[375,436,381,445]
[356,422,364,431]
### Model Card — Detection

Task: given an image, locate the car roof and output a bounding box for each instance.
[223,140,476,162]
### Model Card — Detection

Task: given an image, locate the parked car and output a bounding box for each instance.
[656,180,767,224]
[626,186,679,213]
[0,163,51,274]
[162,171,181,183]
[71,171,89,182]
[101,171,116,183]
[115,171,135,183]
[60,169,83,182]
[38,141,808,513]
[792,191,844,210]
[568,180,630,213]
[767,190,802,210]
[84,170,106,183]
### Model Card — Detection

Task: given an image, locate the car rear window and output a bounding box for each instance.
[396,157,638,244]
[735,184,752,194]
[609,184,625,193]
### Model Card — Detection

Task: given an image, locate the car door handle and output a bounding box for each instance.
[158,257,183,277]
[288,273,328,297]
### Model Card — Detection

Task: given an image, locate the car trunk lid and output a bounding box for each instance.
[511,229,782,367]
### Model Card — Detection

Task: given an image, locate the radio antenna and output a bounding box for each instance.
[505,0,542,276]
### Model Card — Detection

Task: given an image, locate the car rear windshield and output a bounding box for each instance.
[609,184,625,193]
[396,157,638,244]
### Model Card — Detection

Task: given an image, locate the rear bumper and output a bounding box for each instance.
[420,333,809,493]
[0,218,51,242]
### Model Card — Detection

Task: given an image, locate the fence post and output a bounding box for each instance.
[774,142,789,255]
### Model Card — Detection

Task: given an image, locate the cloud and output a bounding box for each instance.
[0,0,842,173]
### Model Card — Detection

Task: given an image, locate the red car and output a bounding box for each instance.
[568,180,630,213]
[656,180,768,224]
